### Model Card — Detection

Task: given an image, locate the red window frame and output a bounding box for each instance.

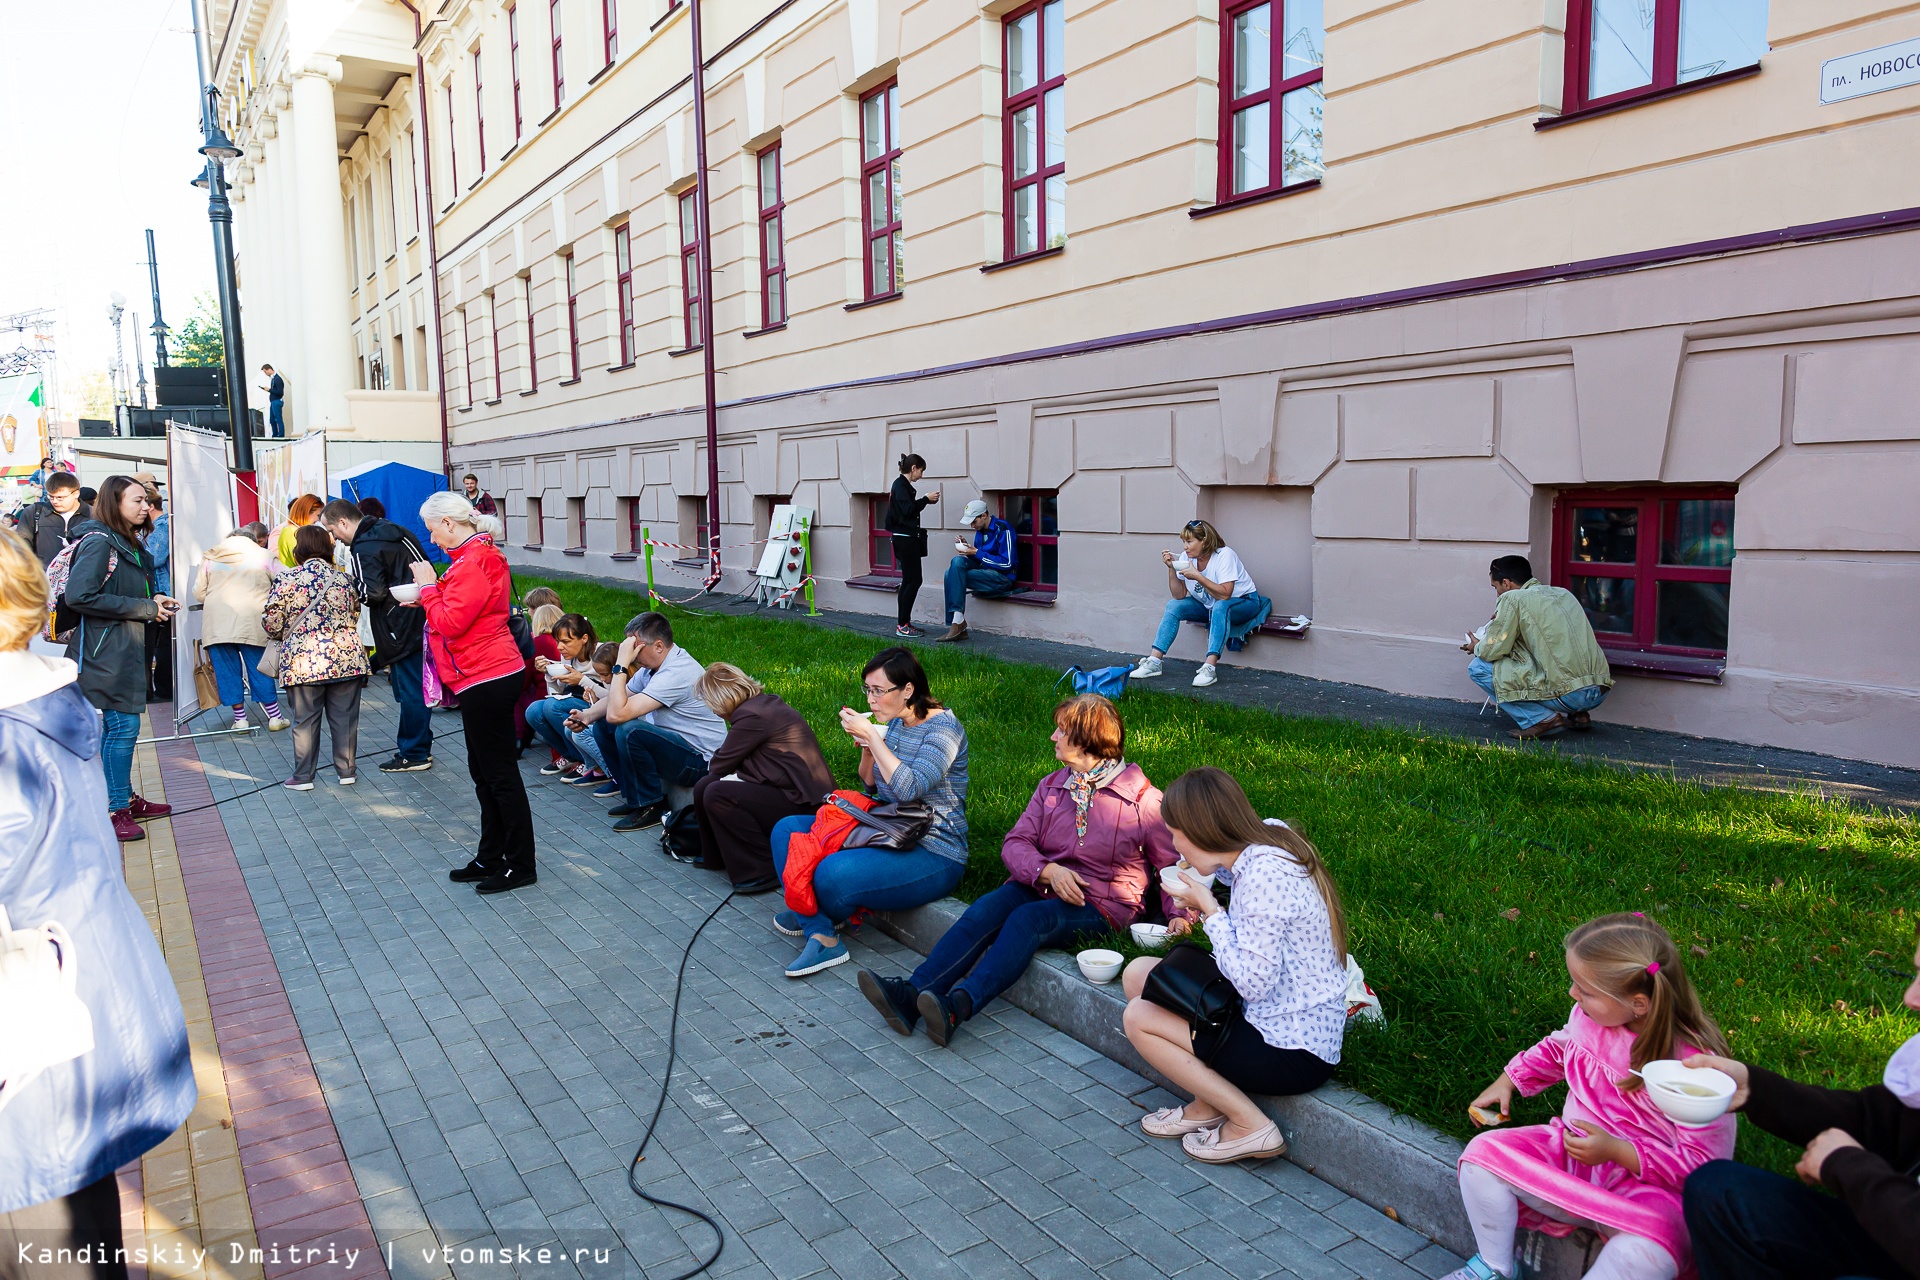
[526,495,543,547]
[678,192,702,349]
[756,144,786,329]
[613,224,635,364]
[1001,0,1065,261]
[473,47,487,174]
[508,5,523,143]
[488,291,503,400]
[867,497,899,578]
[444,80,459,191]
[601,0,617,67]
[1000,491,1058,594]
[563,252,580,377]
[572,498,587,550]
[627,497,645,553]
[550,0,565,109]
[1561,0,1765,116]
[1550,487,1736,659]
[859,81,903,300]
[521,273,537,391]
[1216,0,1324,205]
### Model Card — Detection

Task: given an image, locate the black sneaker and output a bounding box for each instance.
[607,804,639,817]
[916,989,963,1048]
[538,760,571,776]
[381,756,433,773]
[895,624,925,638]
[859,970,920,1036]
[613,802,666,832]
[476,868,537,895]
[449,860,493,883]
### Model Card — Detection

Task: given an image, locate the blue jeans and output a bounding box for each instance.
[101,709,140,811]
[596,717,708,807]
[943,556,1015,624]
[526,696,590,762]
[1152,594,1266,659]
[1685,1158,1901,1280]
[208,642,278,708]
[1467,657,1609,730]
[268,400,285,436]
[911,880,1105,1013]
[772,815,967,938]
[387,649,433,760]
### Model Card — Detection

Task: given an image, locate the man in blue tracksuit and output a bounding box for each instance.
[938,499,1017,642]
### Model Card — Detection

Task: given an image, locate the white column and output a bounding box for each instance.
[290,55,356,431]
[268,85,307,420]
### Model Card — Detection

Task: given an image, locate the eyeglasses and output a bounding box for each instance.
[862,682,900,699]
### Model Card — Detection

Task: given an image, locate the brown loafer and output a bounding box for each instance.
[937,622,969,643]
[1509,713,1568,740]
[1567,710,1593,731]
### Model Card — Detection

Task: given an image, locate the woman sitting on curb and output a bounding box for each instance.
[1129,520,1268,689]
[857,693,1177,1046]
[771,646,969,978]
[1122,767,1348,1163]
[526,612,600,779]
[691,662,836,894]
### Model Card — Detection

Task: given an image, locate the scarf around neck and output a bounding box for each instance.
[1065,758,1126,838]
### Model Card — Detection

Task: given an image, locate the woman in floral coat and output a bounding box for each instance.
[264,524,369,790]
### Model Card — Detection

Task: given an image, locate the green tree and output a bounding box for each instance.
[75,371,114,419]
[172,293,225,367]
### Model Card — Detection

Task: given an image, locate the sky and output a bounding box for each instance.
[0,0,220,412]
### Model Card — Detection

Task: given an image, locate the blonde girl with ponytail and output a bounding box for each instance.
[1444,913,1733,1280]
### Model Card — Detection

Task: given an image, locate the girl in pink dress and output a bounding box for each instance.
[1444,914,1733,1280]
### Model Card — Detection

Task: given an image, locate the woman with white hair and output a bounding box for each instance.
[404,491,537,894]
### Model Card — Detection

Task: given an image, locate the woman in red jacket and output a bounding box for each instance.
[407,491,537,894]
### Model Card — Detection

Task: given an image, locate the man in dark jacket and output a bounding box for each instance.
[320,499,433,772]
[18,471,91,565]
[1682,942,1920,1280]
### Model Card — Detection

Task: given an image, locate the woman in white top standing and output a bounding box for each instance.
[1122,767,1349,1164]
[1130,519,1263,687]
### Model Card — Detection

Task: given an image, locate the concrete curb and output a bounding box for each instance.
[875,898,1592,1276]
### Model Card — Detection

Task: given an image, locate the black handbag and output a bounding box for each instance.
[1141,942,1243,1064]
[827,793,935,851]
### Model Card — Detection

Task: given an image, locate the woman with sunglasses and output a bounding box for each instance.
[1129,519,1267,688]
[769,646,970,977]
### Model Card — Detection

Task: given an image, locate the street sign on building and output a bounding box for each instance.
[1822,36,1920,105]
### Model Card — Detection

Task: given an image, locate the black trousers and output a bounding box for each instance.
[457,670,537,875]
[694,774,812,885]
[1685,1158,1907,1280]
[0,1173,128,1280]
[893,535,924,627]
[145,619,174,702]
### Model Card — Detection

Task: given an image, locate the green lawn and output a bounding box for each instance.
[525,573,1920,1174]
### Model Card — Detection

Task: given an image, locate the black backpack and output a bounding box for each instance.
[661,805,702,864]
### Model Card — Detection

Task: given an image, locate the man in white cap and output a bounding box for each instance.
[938,499,1017,642]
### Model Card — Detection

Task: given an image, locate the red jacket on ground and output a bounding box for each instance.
[419,534,524,693]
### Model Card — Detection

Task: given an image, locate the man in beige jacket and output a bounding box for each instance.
[1463,555,1613,740]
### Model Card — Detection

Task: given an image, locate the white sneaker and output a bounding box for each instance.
[1192,664,1218,687]
[283,779,314,792]
[267,716,291,731]
[337,776,357,786]
[1130,656,1163,679]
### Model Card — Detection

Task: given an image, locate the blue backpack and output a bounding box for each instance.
[1056,664,1132,699]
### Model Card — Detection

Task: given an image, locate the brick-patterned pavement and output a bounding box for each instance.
[126,684,1464,1280]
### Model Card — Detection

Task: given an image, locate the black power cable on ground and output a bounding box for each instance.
[626,888,737,1280]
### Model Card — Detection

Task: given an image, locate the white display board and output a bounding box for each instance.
[169,423,240,727]
[255,430,328,530]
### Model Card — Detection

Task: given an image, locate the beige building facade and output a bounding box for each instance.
[212,0,445,475]
[419,0,1920,767]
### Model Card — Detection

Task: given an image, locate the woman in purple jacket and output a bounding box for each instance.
[857,693,1178,1047]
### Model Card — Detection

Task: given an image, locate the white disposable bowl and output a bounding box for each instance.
[389,583,422,604]
[1641,1059,1736,1126]
[1160,865,1190,893]
[1130,923,1170,950]
[1076,948,1124,984]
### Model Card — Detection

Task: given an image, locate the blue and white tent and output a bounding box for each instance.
[328,459,449,563]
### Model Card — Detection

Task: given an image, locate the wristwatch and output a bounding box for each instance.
[612,664,628,674]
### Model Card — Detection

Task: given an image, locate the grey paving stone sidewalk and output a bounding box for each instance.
[185,686,1462,1280]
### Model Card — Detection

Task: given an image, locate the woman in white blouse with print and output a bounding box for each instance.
[1129,519,1265,688]
[1122,767,1349,1164]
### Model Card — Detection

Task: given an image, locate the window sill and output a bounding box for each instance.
[557,376,583,387]
[519,388,539,397]
[538,106,562,127]
[1187,615,1311,639]
[1188,179,1322,220]
[649,5,682,31]
[1603,648,1726,683]
[522,544,544,551]
[456,405,474,413]
[993,588,1058,608]
[563,547,586,557]
[589,61,615,86]
[499,143,519,163]
[611,552,639,562]
[468,176,483,191]
[483,398,503,406]
[672,556,705,568]
[1536,64,1760,131]
[607,361,636,373]
[846,574,902,592]
[981,245,1064,274]
[742,322,787,340]
[668,345,704,357]
[845,292,902,313]
[385,253,398,264]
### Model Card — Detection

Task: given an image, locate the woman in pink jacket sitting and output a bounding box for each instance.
[855,693,1177,1047]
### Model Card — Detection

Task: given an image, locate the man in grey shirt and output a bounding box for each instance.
[591,611,726,832]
